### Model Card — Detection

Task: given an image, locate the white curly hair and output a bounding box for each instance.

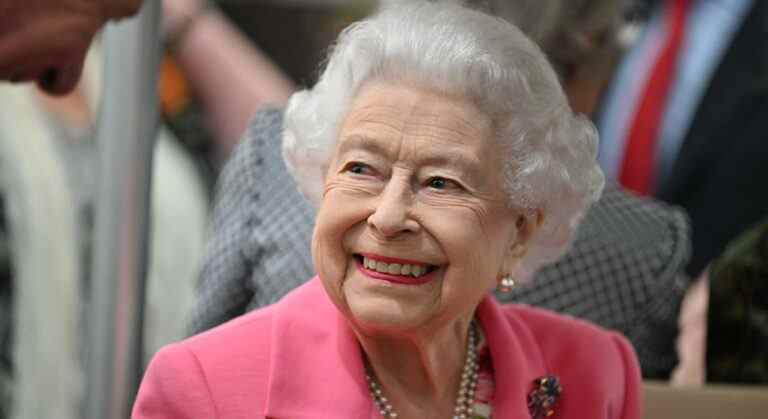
[282,2,605,278]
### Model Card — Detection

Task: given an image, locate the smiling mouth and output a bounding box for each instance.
[353,254,439,284]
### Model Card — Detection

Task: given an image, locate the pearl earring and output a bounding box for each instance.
[497,275,515,293]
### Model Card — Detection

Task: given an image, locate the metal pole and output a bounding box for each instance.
[85,1,161,418]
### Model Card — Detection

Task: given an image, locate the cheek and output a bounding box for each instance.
[312,187,371,283]
[323,177,381,200]
[312,207,349,284]
[420,201,513,279]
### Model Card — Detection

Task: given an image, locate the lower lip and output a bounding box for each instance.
[355,259,436,285]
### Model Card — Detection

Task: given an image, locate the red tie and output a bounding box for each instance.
[619,0,691,195]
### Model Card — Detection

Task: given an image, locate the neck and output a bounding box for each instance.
[356,314,475,418]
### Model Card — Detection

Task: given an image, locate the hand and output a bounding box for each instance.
[0,0,143,95]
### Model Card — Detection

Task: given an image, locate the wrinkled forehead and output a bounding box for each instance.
[336,81,495,154]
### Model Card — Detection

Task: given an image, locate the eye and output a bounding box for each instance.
[343,162,375,176]
[426,177,458,190]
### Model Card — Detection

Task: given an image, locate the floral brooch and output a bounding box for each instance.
[527,375,562,418]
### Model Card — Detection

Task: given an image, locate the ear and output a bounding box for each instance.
[516,208,544,243]
[499,208,544,277]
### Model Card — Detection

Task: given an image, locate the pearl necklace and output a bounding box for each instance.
[365,322,480,419]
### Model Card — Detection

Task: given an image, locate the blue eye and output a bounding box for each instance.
[428,177,450,189]
[345,162,373,175]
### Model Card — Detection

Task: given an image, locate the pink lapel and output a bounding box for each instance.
[476,296,548,417]
[263,279,546,418]
[264,278,377,418]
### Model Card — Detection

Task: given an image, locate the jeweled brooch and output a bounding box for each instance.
[527,375,562,418]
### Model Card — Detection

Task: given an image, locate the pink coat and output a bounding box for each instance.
[133,277,642,418]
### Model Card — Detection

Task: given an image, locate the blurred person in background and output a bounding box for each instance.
[461,0,625,115]
[596,0,768,277]
[704,216,768,384]
[0,50,210,419]
[0,2,219,416]
[161,0,295,164]
[0,0,143,94]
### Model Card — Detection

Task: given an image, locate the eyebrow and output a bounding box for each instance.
[337,134,483,179]
[336,134,396,158]
[419,152,481,173]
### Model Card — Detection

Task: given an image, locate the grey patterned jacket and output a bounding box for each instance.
[189,108,692,378]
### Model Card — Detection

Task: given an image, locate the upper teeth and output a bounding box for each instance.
[363,256,430,277]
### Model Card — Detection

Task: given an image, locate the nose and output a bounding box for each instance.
[367,177,420,238]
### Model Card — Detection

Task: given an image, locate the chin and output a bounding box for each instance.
[340,270,441,334]
[345,295,431,334]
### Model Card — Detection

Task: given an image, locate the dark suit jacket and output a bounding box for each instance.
[656,0,768,276]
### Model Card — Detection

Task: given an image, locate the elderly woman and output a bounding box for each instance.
[133,3,641,418]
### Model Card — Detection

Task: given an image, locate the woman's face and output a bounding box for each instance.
[313,81,529,335]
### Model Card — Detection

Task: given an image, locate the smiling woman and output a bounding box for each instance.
[133,3,641,419]
[314,82,523,336]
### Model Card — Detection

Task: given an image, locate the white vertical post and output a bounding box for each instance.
[85,1,161,418]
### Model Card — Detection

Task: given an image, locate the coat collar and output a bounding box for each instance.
[263,278,547,418]
[476,293,548,417]
[263,278,375,418]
